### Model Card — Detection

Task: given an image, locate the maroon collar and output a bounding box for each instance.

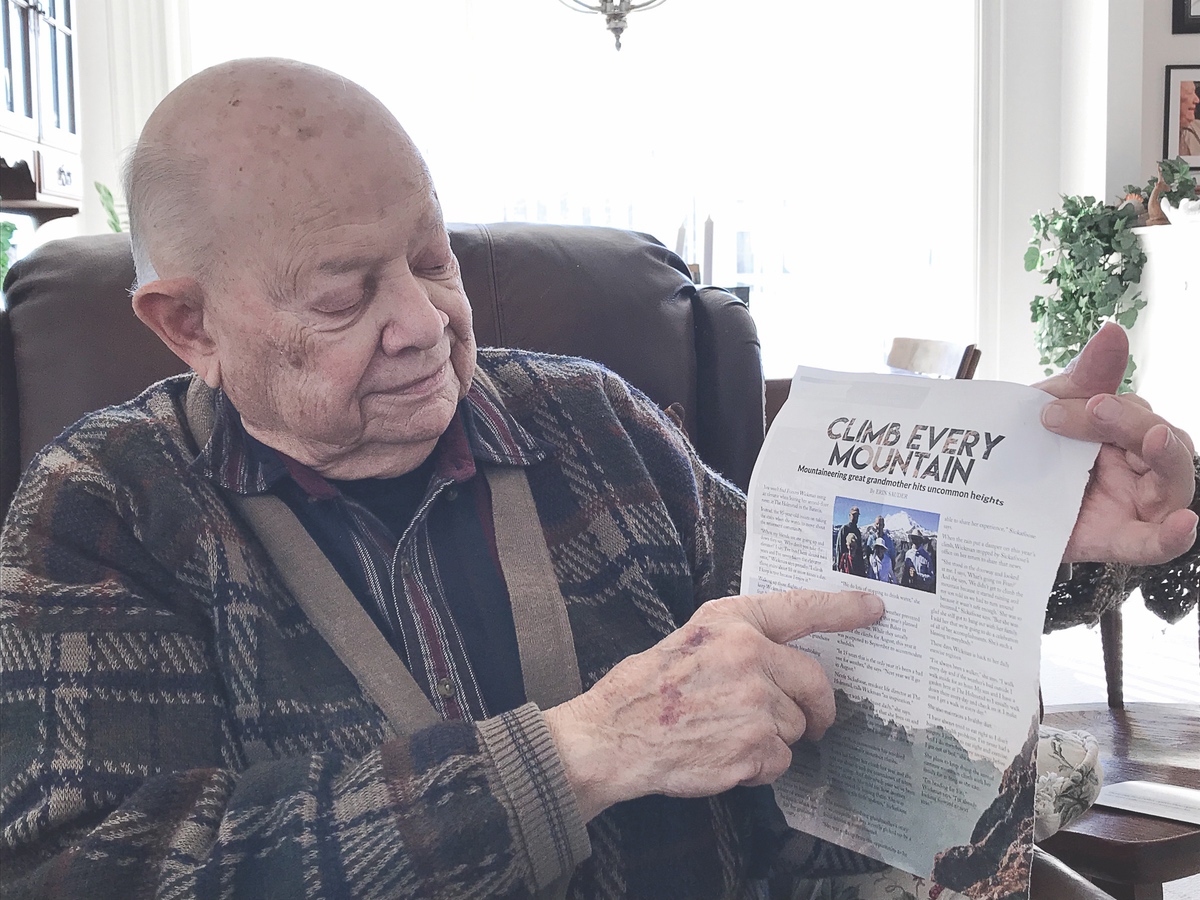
[192,379,548,498]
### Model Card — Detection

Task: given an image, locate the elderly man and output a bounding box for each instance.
[903,534,936,592]
[1180,78,1200,157]
[835,506,865,576]
[1,59,1197,900]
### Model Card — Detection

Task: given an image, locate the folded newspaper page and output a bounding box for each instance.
[742,367,1100,899]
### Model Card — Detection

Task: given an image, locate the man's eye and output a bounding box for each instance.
[417,258,454,277]
[318,274,377,314]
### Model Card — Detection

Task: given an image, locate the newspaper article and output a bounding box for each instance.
[742,367,1100,899]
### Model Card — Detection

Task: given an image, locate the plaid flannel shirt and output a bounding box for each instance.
[192,383,547,721]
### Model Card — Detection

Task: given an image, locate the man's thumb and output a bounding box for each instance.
[1035,321,1128,399]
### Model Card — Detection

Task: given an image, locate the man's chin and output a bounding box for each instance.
[367,377,460,425]
[311,425,448,479]
[365,393,459,453]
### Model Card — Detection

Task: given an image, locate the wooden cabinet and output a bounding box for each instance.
[1,0,81,226]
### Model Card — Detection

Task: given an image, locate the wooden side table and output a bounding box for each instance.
[1038,703,1200,900]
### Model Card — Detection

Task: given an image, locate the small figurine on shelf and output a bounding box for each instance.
[1158,191,1200,224]
[1125,157,1198,226]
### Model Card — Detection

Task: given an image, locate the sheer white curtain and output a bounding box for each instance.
[188,1,978,376]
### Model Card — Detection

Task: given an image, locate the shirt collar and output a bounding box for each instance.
[460,375,550,467]
[192,376,548,498]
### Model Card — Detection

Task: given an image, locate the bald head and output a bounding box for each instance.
[125,58,425,290]
[127,58,476,480]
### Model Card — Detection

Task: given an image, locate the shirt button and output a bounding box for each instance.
[444,487,459,502]
[435,678,456,699]
[399,559,412,577]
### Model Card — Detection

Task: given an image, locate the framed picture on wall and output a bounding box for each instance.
[1164,65,1200,169]
[1173,0,1200,34]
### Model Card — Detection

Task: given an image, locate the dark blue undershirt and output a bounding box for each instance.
[252,429,528,717]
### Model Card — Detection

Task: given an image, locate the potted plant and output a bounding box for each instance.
[95,181,125,233]
[0,220,15,286]
[1124,157,1199,225]
[1024,194,1146,391]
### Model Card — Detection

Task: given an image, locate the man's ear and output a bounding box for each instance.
[132,278,222,388]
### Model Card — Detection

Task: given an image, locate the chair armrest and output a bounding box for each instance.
[765,378,791,431]
[1031,846,1108,900]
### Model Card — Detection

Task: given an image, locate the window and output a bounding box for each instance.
[39,0,76,138]
[188,1,978,376]
[2,0,79,305]
[1,0,75,143]
[3,0,35,137]
[736,231,753,276]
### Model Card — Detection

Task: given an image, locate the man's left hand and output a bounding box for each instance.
[1038,322,1197,565]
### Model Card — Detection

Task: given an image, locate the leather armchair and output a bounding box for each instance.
[0,224,1109,900]
[1,223,765,520]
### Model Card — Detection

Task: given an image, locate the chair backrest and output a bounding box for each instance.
[1,223,766,520]
[764,339,982,431]
[886,337,980,380]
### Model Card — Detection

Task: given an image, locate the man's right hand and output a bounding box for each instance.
[543,589,885,822]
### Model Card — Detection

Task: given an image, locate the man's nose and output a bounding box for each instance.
[379,275,449,356]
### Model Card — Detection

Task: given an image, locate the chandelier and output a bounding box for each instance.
[558,0,667,50]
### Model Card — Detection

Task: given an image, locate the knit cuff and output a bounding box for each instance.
[476,702,592,890]
[1044,455,1199,632]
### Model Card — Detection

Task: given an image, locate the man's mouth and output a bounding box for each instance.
[388,360,450,396]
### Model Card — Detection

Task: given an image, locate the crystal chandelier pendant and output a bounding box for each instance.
[558,0,668,50]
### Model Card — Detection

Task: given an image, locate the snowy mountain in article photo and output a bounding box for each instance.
[781,690,1009,891]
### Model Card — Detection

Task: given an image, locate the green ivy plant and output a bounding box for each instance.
[1123,156,1198,212]
[1024,195,1146,391]
[95,181,124,233]
[0,220,17,288]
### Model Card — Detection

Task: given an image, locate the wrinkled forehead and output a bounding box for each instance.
[208,98,427,211]
[196,100,436,282]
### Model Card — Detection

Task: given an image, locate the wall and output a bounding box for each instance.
[57,1,1200,390]
[977,0,1065,385]
[1105,0,1145,200]
[1059,0,1111,198]
[978,0,1198,385]
[1141,0,1200,181]
[76,0,191,237]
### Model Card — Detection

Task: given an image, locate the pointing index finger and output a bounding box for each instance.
[744,589,885,644]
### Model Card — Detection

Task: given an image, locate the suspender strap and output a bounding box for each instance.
[484,466,583,709]
[183,380,583,725]
[184,379,584,896]
[240,492,444,735]
[184,378,439,736]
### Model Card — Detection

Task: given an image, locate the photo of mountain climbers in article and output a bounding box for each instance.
[830,497,939,593]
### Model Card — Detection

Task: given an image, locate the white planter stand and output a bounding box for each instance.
[1128,224,1200,435]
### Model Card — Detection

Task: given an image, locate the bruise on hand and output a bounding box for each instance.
[658,681,684,726]
[657,625,710,725]
[682,625,710,652]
